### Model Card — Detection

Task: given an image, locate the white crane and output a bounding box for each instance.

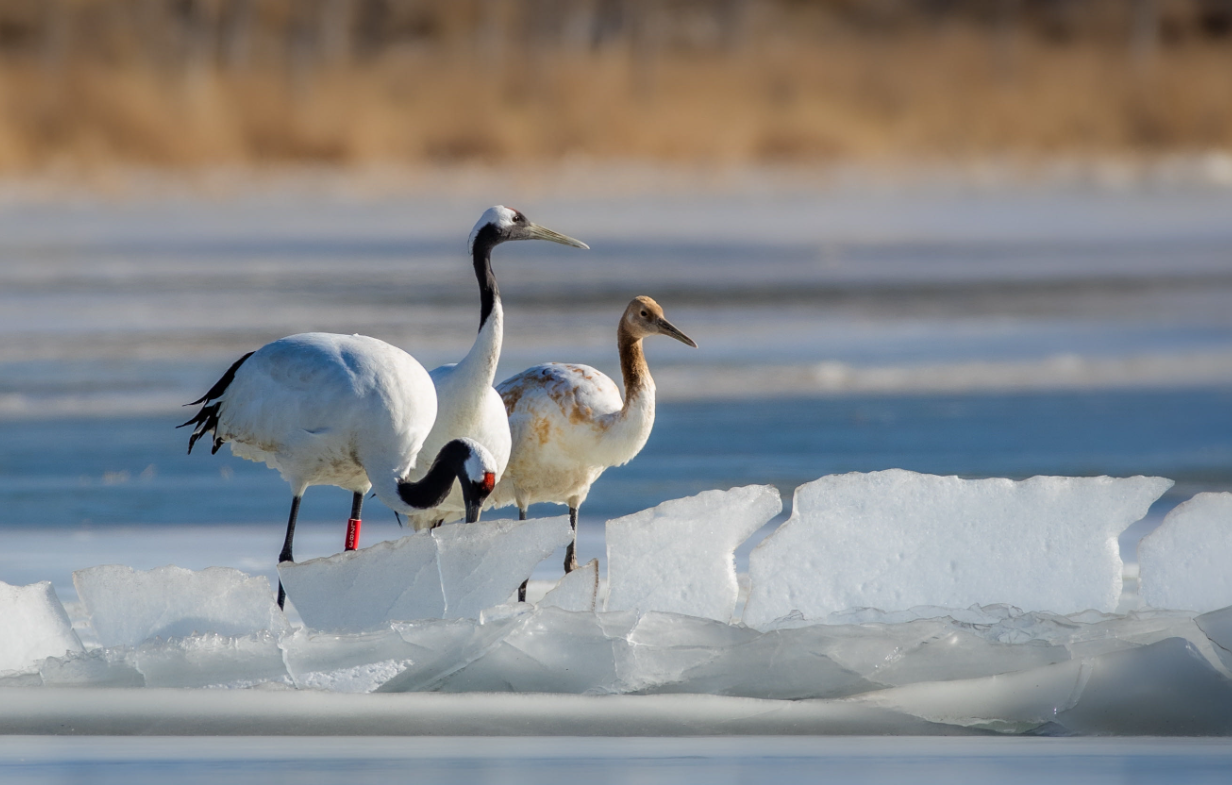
[489,296,696,594]
[405,206,588,530]
[181,332,498,608]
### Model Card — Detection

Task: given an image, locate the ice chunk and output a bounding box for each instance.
[854,658,1089,733]
[436,516,573,619]
[377,616,522,692]
[1056,637,1232,735]
[1196,605,1232,673]
[73,565,284,649]
[280,626,424,693]
[539,559,599,612]
[1139,493,1232,612]
[38,648,143,688]
[431,607,638,694]
[744,471,1172,628]
[135,631,290,689]
[617,611,760,693]
[606,486,781,622]
[0,581,82,673]
[644,624,876,699]
[278,531,442,633]
[280,517,571,632]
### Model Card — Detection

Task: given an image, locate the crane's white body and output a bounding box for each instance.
[489,361,655,512]
[214,332,437,512]
[405,303,513,529]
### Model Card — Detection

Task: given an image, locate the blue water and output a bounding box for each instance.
[2,387,1227,532]
[2,737,1231,784]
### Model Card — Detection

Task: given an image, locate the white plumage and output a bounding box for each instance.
[211,332,437,506]
[404,205,587,529]
[489,296,696,575]
[184,332,499,609]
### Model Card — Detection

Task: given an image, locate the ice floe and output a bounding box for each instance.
[1138,492,1232,613]
[743,471,1172,628]
[0,580,82,673]
[606,485,781,622]
[72,565,285,649]
[9,472,1232,736]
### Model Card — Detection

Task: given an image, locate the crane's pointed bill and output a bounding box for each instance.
[525,223,589,249]
[657,317,698,348]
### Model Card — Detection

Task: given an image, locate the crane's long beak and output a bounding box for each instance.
[656,317,698,348]
[525,223,589,250]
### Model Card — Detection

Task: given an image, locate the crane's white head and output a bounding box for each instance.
[468,205,589,255]
[622,295,698,347]
[455,437,498,523]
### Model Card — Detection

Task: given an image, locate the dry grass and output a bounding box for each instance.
[0,4,1230,173]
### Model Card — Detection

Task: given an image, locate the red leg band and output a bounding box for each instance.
[345,518,362,551]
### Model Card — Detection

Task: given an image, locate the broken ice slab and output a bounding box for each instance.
[430,606,639,694]
[72,565,284,649]
[376,616,524,693]
[435,516,573,619]
[134,631,290,689]
[279,516,572,633]
[0,580,83,674]
[606,485,781,622]
[1056,637,1232,735]
[1139,492,1232,613]
[744,470,1172,628]
[851,657,1090,733]
[279,530,442,633]
[539,559,599,613]
[629,614,876,699]
[279,625,425,693]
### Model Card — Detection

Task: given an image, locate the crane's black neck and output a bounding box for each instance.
[470,225,502,332]
[398,442,466,510]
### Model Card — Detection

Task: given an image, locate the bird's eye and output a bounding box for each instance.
[640,310,649,317]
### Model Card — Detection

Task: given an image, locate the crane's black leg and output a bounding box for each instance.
[276,495,302,610]
[564,506,579,574]
[350,492,364,520]
[518,507,529,602]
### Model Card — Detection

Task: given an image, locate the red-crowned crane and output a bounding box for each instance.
[405,206,587,530]
[181,332,498,609]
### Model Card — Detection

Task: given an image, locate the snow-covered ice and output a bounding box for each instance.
[743,471,1172,628]
[540,559,599,612]
[279,517,571,632]
[0,581,82,673]
[72,565,284,649]
[606,486,781,622]
[1138,492,1232,612]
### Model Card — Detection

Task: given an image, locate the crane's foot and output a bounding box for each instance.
[518,579,528,603]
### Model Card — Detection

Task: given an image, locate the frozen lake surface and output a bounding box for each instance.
[2,176,1232,767]
[3,736,1232,784]
[0,174,1230,597]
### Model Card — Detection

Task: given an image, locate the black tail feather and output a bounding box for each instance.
[179,351,253,455]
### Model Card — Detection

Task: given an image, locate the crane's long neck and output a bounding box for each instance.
[368,451,460,514]
[452,237,504,389]
[396,453,461,511]
[605,323,656,455]
[618,327,653,414]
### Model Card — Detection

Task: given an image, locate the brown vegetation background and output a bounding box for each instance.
[0,0,1230,171]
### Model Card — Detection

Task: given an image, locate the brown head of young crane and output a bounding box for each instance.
[488,296,696,589]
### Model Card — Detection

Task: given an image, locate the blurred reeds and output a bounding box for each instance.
[0,0,1230,172]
